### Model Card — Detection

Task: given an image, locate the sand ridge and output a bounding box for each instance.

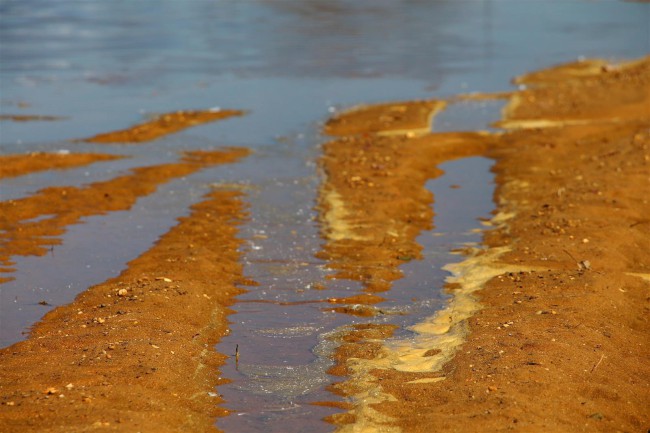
[319,56,650,432]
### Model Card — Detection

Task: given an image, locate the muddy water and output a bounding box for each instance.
[1,0,648,430]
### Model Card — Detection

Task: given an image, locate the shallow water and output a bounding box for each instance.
[1,0,648,430]
[216,155,495,432]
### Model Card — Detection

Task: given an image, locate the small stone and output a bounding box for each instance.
[117,288,128,297]
[44,387,58,395]
[6,401,15,406]
[65,383,74,390]
[487,386,498,392]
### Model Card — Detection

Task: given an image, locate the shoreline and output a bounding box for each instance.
[1,56,648,432]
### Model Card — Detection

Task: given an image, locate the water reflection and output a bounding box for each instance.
[3,0,645,85]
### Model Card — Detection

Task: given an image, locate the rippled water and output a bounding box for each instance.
[1,0,648,431]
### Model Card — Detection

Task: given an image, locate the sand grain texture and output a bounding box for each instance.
[322,57,650,433]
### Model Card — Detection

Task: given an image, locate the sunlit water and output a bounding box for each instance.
[1,0,648,431]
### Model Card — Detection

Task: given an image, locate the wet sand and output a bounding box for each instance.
[0,173,249,432]
[0,150,248,285]
[0,115,64,122]
[83,109,244,144]
[0,153,122,180]
[1,57,649,432]
[320,57,650,432]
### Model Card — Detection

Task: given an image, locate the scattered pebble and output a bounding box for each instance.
[117,288,128,297]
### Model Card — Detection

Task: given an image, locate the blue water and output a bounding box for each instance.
[1,0,648,431]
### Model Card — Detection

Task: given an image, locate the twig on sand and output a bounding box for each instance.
[563,249,578,263]
[590,354,605,373]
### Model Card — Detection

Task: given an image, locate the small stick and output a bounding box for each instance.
[235,344,240,364]
[590,354,604,373]
[562,249,578,263]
